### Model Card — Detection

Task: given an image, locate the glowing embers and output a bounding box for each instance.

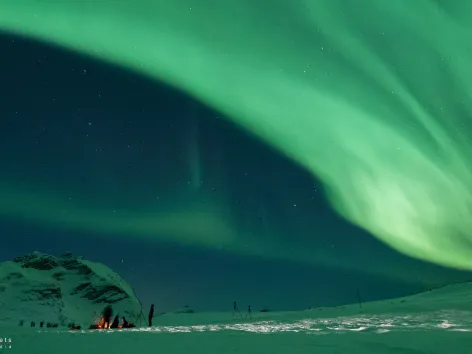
[89,316,135,330]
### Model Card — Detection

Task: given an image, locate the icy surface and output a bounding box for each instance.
[2,281,472,353]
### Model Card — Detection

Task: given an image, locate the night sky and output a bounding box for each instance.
[1,31,471,313]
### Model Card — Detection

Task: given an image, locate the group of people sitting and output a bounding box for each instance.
[95,315,133,329]
[88,305,135,330]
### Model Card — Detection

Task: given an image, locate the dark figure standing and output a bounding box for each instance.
[110,315,119,329]
[246,305,252,320]
[122,316,129,328]
[233,301,242,319]
[148,304,155,327]
[103,305,113,329]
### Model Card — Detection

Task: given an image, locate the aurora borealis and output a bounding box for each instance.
[1,0,472,309]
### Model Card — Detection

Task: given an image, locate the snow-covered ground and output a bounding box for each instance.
[2,281,472,353]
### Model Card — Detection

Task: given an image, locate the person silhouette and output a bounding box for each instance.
[247,305,252,319]
[121,316,128,328]
[102,305,113,329]
[233,301,242,319]
[110,315,119,329]
[148,304,155,327]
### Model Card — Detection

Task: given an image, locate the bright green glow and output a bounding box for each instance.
[1,1,472,270]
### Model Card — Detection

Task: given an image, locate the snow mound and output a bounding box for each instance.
[0,251,141,327]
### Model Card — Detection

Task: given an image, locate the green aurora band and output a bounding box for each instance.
[1,0,472,270]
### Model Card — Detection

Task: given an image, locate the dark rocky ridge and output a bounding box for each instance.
[10,251,130,304]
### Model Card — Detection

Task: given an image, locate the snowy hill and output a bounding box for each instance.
[300,280,472,319]
[0,252,141,327]
[3,279,472,354]
[137,281,472,327]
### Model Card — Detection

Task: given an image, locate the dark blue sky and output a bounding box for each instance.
[1,33,471,313]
